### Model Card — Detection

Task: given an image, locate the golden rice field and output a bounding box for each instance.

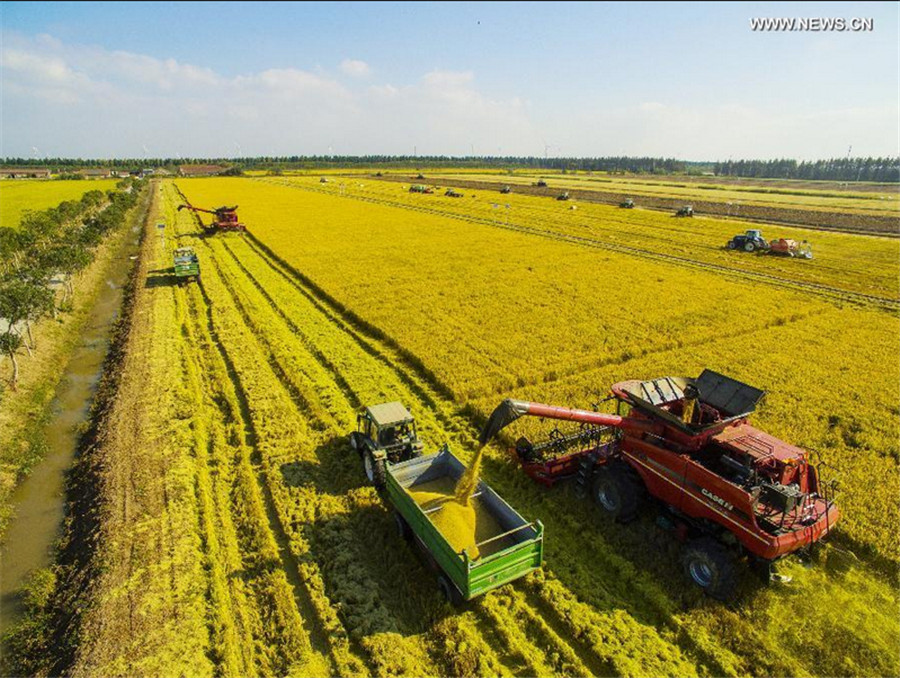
[0,179,118,229]
[10,176,897,677]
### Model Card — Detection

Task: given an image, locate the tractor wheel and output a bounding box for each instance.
[363,449,387,489]
[744,242,756,252]
[394,511,412,541]
[681,537,738,601]
[591,464,644,522]
[349,432,364,456]
[438,575,464,606]
[726,241,737,250]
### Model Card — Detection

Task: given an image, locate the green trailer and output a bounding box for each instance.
[173,246,200,281]
[385,446,543,604]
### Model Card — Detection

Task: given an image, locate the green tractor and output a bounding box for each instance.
[619,198,635,208]
[349,402,424,488]
[675,205,694,217]
[173,246,200,282]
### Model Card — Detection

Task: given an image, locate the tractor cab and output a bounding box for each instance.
[349,402,424,487]
[727,230,769,252]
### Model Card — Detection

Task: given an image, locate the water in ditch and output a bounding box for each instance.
[0,219,143,636]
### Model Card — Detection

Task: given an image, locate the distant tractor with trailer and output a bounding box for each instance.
[409,184,434,194]
[177,202,247,233]
[727,230,813,259]
[533,179,548,188]
[445,188,464,198]
[620,198,635,208]
[172,246,200,282]
[675,205,694,217]
[479,369,839,600]
[349,402,424,488]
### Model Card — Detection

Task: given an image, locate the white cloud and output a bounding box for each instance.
[340,58,370,77]
[4,32,893,159]
[421,69,473,88]
[0,33,539,157]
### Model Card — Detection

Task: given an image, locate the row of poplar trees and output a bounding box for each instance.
[0,179,143,391]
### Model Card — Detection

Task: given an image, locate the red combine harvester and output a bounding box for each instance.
[479,369,839,599]
[178,202,247,233]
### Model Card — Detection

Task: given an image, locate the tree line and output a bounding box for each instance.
[0,178,144,391]
[712,157,900,183]
[3,155,898,182]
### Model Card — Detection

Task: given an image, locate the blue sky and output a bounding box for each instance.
[1,1,897,159]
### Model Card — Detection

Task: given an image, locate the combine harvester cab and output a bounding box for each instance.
[480,369,839,600]
[178,202,247,234]
[386,447,544,605]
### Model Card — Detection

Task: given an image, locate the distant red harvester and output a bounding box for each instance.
[479,369,839,599]
[177,202,247,233]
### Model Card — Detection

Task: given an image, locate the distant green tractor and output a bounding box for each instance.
[173,246,200,282]
[675,205,694,217]
[349,402,424,488]
[620,198,635,208]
